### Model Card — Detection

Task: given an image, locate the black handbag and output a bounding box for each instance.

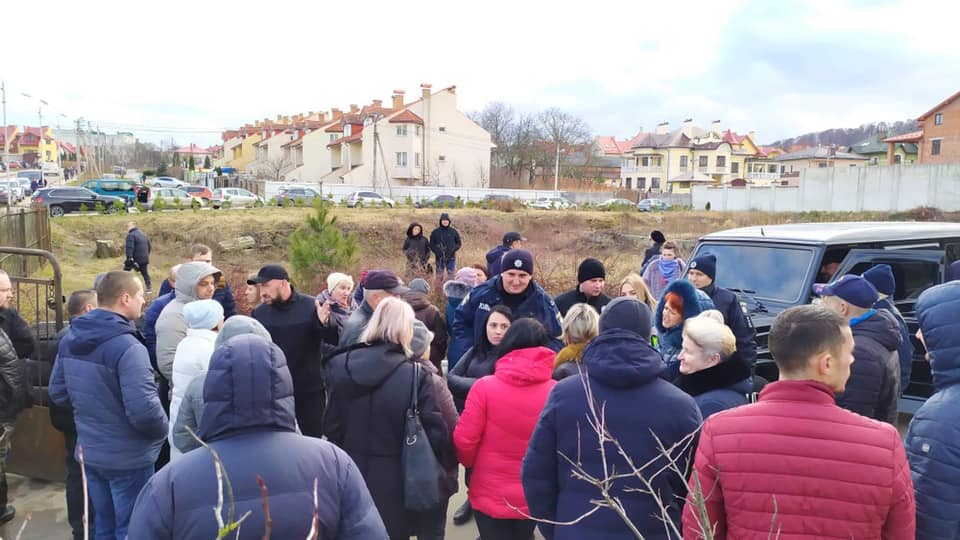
[402,362,442,511]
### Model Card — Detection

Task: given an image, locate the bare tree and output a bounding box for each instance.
[471,102,516,168]
[476,160,489,189]
[450,165,462,188]
[257,156,292,182]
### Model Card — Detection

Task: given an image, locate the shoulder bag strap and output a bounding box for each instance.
[410,361,420,414]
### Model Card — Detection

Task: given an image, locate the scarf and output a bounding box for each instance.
[659,257,680,281]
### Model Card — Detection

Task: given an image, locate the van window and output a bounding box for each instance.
[848,260,940,301]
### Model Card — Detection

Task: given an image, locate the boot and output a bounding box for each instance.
[452,499,473,525]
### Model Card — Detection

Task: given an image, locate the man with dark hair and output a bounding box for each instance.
[814,274,902,424]
[50,290,98,539]
[249,264,338,437]
[683,305,915,539]
[687,253,757,375]
[641,229,666,272]
[158,244,236,318]
[49,271,167,540]
[554,258,611,316]
[485,231,524,277]
[124,221,152,293]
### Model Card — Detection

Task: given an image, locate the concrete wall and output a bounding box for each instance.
[692,164,960,211]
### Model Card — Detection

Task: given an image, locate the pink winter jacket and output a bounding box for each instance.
[454,346,557,519]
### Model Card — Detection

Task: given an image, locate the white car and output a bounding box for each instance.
[528,196,575,210]
[148,188,206,210]
[211,187,263,209]
[4,181,24,202]
[346,191,395,208]
[151,176,186,188]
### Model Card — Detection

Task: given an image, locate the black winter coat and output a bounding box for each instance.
[48,326,75,434]
[701,282,757,372]
[429,216,462,261]
[447,346,499,412]
[403,224,431,269]
[125,227,151,264]
[252,288,339,437]
[324,342,456,539]
[0,307,35,361]
[0,328,29,423]
[553,289,612,317]
[837,309,902,425]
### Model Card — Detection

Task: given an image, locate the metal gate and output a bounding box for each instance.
[0,247,66,481]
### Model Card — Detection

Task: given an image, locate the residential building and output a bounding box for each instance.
[772,146,868,173]
[915,89,960,164]
[10,126,58,165]
[0,126,19,159]
[227,130,263,172]
[849,135,917,165]
[283,111,343,183]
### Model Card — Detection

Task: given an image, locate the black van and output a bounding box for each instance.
[690,221,960,413]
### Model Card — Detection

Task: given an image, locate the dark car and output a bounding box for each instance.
[637,198,669,212]
[277,187,322,206]
[31,187,127,217]
[416,194,458,208]
[690,221,960,413]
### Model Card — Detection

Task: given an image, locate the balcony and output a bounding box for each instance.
[746,172,780,181]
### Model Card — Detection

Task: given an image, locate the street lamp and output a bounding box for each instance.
[20,93,48,168]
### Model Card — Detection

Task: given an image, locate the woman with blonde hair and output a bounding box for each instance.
[676,310,751,418]
[324,297,456,540]
[619,273,657,311]
[553,303,600,380]
[315,272,356,328]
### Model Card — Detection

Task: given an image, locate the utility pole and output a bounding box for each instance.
[553,142,561,195]
[371,114,380,189]
[1,81,7,165]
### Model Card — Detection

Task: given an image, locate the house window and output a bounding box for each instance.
[344,125,352,136]
[731,161,739,174]
[818,162,828,168]
[698,156,708,168]
[932,139,942,155]
[396,125,408,137]
[894,154,902,164]
[641,156,649,167]
[329,134,337,142]
[395,152,407,167]
[439,155,446,162]
[679,156,688,169]
[625,178,632,189]
[651,177,661,190]
[416,125,422,136]
[934,113,944,125]
[716,156,726,167]
[638,177,646,190]
[439,127,446,132]
[654,156,662,167]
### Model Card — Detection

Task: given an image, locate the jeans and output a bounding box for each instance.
[65,433,94,540]
[475,510,535,540]
[437,258,456,279]
[0,423,14,508]
[86,464,154,540]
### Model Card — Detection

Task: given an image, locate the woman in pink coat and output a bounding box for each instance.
[453,318,557,540]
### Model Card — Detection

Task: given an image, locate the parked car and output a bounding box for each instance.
[482,194,513,203]
[0,186,16,204]
[346,191,395,208]
[112,165,127,176]
[5,162,21,170]
[151,176,185,188]
[4,181,24,202]
[17,170,41,184]
[596,198,636,210]
[415,194,459,208]
[637,198,669,212]
[17,178,33,195]
[211,187,263,209]
[148,188,205,210]
[184,185,214,203]
[691,221,960,413]
[31,187,127,217]
[81,178,148,205]
[528,196,576,210]
[277,187,322,206]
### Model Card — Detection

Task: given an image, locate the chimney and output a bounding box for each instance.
[318,112,327,123]
[447,85,456,94]
[372,99,382,108]
[682,118,694,137]
[255,120,261,127]
[331,108,343,120]
[392,89,405,110]
[711,119,721,131]
[349,104,359,114]
[276,114,282,122]
[421,83,433,99]
[655,122,669,135]
[748,130,756,142]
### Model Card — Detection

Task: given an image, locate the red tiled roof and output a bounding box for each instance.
[326,131,363,148]
[722,129,745,145]
[325,123,343,133]
[389,110,424,125]
[282,134,305,148]
[59,141,77,153]
[917,89,960,121]
[882,130,923,143]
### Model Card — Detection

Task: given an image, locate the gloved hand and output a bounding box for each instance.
[123,259,134,271]
[132,261,141,271]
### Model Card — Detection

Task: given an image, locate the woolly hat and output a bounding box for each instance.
[214,315,272,348]
[454,267,479,288]
[862,264,895,297]
[599,297,653,340]
[501,249,534,275]
[183,299,224,330]
[326,272,354,292]
[411,320,434,359]
[577,258,606,284]
[688,254,717,281]
[409,278,431,295]
[651,230,666,244]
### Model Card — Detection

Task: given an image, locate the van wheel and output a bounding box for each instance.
[50,205,65,217]
[107,205,119,214]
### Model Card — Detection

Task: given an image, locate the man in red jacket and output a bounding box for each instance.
[683,305,915,540]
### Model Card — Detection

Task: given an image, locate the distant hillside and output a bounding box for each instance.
[768,120,919,149]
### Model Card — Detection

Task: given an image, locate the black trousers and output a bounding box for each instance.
[475,511,535,540]
[64,433,94,540]
[137,263,152,290]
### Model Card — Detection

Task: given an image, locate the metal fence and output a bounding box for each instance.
[0,208,52,276]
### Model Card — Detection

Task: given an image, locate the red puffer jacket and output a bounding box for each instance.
[683,380,915,540]
[454,346,556,518]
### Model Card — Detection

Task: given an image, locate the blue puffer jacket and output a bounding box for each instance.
[48,308,168,470]
[875,296,915,393]
[451,275,563,357]
[905,281,960,540]
[522,329,702,540]
[654,280,714,380]
[128,335,387,540]
[443,279,472,368]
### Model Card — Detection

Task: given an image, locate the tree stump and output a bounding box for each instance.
[95,240,121,259]
[218,236,256,252]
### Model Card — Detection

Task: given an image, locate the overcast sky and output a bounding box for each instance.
[2,0,957,146]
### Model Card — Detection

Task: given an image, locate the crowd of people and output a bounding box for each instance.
[0,215,952,539]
